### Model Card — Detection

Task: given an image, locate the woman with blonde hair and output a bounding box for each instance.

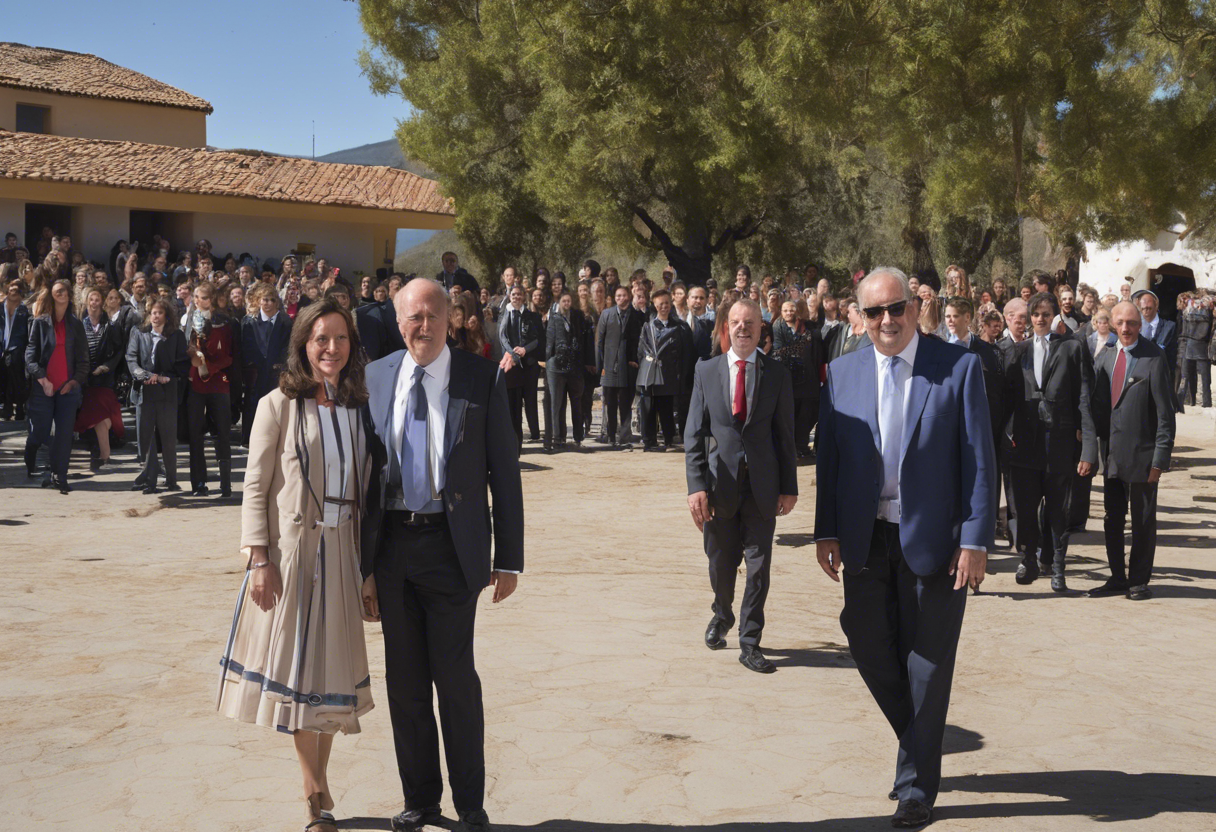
[218,298,375,832]
[918,284,949,339]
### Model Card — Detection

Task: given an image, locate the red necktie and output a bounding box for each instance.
[733,359,747,422]
[1111,347,1127,404]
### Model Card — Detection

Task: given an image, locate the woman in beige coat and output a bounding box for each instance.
[218,298,379,832]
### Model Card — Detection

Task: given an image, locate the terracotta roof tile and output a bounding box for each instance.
[0,130,454,216]
[0,42,213,113]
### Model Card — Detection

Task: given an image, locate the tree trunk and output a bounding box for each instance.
[900,167,938,288]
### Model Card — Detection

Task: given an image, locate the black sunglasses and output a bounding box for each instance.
[862,300,910,320]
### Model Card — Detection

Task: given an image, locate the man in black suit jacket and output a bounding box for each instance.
[1002,292,1096,591]
[1,278,31,421]
[686,300,797,674]
[596,285,645,448]
[1134,290,1179,379]
[1083,302,1176,601]
[356,296,407,362]
[498,285,544,447]
[362,279,523,832]
[239,288,292,445]
[436,251,480,295]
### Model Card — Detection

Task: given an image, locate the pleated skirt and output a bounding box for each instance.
[217,518,373,734]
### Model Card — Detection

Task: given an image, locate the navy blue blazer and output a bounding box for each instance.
[240,313,292,401]
[815,335,997,576]
[360,347,525,590]
[1,302,30,363]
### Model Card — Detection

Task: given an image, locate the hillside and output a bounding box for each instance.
[316,139,434,179]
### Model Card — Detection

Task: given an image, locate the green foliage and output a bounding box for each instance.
[358,0,1216,286]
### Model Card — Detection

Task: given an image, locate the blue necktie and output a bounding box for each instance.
[401,365,431,511]
[878,355,904,503]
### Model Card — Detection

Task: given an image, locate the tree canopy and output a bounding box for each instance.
[358,0,1216,285]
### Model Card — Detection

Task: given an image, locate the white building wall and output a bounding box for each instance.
[75,204,130,265]
[0,199,24,243]
[192,212,379,275]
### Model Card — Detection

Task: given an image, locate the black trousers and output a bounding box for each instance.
[704,484,776,646]
[1009,466,1071,565]
[26,386,82,480]
[376,515,485,813]
[676,389,692,441]
[638,391,676,446]
[522,365,541,440]
[1068,470,1092,531]
[506,385,525,448]
[1104,477,1158,587]
[547,370,585,444]
[1183,357,1212,407]
[581,372,596,436]
[1,355,29,418]
[841,520,966,807]
[601,385,635,444]
[793,396,817,452]
[187,390,232,490]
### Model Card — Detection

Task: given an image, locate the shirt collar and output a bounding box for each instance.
[727,347,758,366]
[259,309,278,323]
[878,331,919,369]
[949,331,971,348]
[402,344,452,386]
[1119,337,1140,354]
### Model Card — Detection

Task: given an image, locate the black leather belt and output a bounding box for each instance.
[387,509,447,527]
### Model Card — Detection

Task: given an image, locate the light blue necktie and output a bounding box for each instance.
[878,355,904,502]
[401,365,431,511]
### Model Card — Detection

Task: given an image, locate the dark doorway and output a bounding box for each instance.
[24,203,73,256]
[1148,264,1197,322]
[130,210,178,253]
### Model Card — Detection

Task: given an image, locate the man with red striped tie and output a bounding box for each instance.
[1083,301,1176,601]
[684,300,798,673]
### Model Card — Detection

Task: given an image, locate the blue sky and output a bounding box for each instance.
[7,0,405,157]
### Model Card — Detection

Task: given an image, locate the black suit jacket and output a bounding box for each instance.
[1085,338,1175,481]
[26,313,89,387]
[684,351,798,520]
[1146,316,1179,369]
[499,306,544,369]
[355,299,407,362]
[361,348,524,590]
[125,327,189,404]
[436,268,480,295]
[636,316,695,396]
[596,304,644,386]
[1,302,30,366]
[545,310,592,375]
[962,336,1004,447]
[240,313,292,401]
[1001,334,1096,473]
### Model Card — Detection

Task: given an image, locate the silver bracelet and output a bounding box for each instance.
[248,560,272,570]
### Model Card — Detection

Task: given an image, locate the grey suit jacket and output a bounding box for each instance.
[684,351,797,520]
[1085,338,1175,481]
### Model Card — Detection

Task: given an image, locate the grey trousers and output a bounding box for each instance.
[137,398,178,486]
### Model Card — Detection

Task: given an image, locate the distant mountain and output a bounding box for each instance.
[316,139,434,179]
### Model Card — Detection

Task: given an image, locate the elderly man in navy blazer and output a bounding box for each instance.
[816,267,996,829]
[361,279,524,832]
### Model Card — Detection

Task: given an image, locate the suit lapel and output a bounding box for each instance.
[1042,334,1063,386]
[856,347,881,451]
[744,353,765,428]
[378,354,405,442]
[444,355,470,459]
[901,342,935,465]
[718,354,732,422]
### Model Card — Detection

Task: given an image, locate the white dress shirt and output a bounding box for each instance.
[726,347,758,418]
[874,334,919,522]
[393,345,452,498]
[1033,333,1051,388]
[318,403,354,527]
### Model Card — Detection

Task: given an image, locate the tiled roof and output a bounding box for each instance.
[0,131,454,216]
[0,42,213,113]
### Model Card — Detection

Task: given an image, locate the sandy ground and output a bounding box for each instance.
[2,403,1215,832]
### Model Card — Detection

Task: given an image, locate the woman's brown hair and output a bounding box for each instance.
[449,293,487,356]
[33,279,76,319]
[143,298,180,333]
[278,297,368,407]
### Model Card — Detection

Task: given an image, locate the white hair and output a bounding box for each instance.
[857,266,913,308]
[394,277,449,316]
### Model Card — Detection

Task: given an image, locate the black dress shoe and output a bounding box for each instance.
[642,444,664,452]
[1014,558,1039,585]
[142,485,160,495]
[739,645,776,673]
[889,789,900,801]
[390,805,443,832]
[164,482,181,492]
[191,485,210,497]
[458,808,490,830]
[1050,567,1067,593]
[1087,579,1129,597]
[891,798,932,828]
[704,618,727,650]
[1128,584,1153,601]
[220,485,233,498]
[53,477,71,495]
[131,481,151,491]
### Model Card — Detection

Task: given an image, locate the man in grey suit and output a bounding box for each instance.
[1084,302,1176,601]
[685,300,798,674]
[596,285,644,448]
[361,280,524,832]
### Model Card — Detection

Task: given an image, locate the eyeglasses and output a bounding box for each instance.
[862,300,909,320]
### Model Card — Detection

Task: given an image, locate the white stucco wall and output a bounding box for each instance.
[191,212,381,275]
[0,87,207,147]
[0,199,24,243]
